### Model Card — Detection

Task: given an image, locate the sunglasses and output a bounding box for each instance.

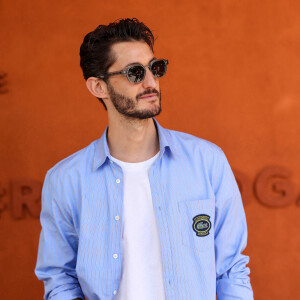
[97,59,169,84]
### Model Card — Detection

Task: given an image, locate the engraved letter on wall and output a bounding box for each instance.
[255,166,296,207]
[0,72,8,94]
[233,169,252,206]
[10,179,42,219]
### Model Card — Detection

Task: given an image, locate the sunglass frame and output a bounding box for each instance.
[97,59,169,83]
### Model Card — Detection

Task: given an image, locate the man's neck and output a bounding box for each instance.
[107,115,159,163]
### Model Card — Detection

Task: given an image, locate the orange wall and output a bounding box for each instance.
[0,1,299,299]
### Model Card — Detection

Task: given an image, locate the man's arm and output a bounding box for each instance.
[213,150,254,300]
[35,172,85,300]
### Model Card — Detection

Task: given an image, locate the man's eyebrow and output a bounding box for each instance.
[122,57,157,69]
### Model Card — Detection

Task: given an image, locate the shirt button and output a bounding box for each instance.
[115,215,120,221]
[116,179,120,184]
[110,160,113,164]
[113,290,117,295]
[113,253,118,259]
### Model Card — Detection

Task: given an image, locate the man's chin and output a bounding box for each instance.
[123,107,161,120]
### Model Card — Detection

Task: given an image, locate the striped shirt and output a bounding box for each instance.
[35,118,254,300]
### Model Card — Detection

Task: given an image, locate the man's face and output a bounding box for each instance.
[105,41,161,119]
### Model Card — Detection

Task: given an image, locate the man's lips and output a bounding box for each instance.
[138,93,158,100]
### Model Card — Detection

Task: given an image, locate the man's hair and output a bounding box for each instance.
[80,18,155,109]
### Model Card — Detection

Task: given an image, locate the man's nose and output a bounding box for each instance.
[141,68,158,89]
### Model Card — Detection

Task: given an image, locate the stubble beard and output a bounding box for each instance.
[107,83,162,120]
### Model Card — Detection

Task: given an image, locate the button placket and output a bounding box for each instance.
[108,161,123,282]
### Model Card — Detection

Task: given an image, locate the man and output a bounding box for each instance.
[35,18,254,300]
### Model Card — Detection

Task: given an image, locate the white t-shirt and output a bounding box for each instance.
[111,152,165,300]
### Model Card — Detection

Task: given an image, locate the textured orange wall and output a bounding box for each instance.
[0,1,299,299]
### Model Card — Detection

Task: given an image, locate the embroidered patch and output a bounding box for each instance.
[192,214,211,237]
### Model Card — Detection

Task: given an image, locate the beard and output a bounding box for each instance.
[107,83,162,120]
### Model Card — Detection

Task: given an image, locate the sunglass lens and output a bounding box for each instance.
[127,65,145,83]
[151,60,167,78]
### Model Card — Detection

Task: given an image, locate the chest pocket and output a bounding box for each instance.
[178,198,215,252]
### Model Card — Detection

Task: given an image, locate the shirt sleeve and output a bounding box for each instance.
[213,150,254,300]
[35,171,85,300]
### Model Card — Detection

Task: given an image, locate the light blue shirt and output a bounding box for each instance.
[35,119,254,300]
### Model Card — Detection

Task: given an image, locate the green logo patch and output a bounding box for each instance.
[192,214,211,237]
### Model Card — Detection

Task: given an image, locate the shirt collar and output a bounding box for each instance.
[93,118,174,171]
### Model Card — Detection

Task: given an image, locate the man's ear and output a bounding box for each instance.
[86,77,108,99]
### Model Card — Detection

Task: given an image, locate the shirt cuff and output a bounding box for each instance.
[217,278,254,300]
[48,286,85,300]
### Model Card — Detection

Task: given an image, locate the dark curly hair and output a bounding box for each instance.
[80,18,155,109]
